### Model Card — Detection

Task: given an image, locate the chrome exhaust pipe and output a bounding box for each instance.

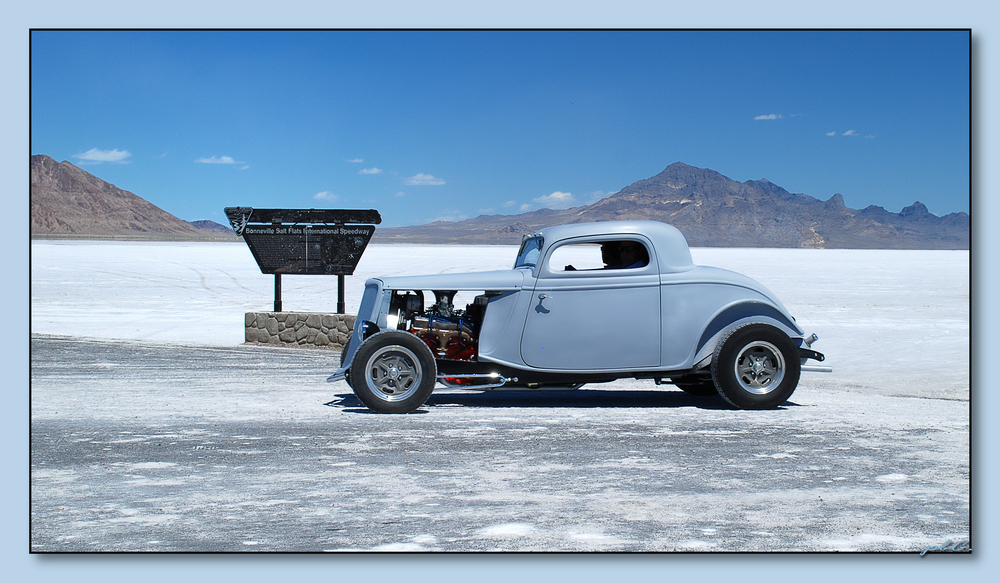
[801,365,833,373]
[437,372,516,389]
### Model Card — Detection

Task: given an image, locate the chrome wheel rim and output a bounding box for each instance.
[364,345,423,402]
[734,341,785,395]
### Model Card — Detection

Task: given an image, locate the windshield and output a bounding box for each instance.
[514,235,543,268]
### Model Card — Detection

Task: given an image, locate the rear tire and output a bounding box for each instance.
[711,324,800,409]
[349,331,436,413]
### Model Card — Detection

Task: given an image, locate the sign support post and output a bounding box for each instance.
[338,274,346,315]
[272,217,283,312]
[274,273,282,313]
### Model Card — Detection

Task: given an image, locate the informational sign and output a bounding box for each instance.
[240,224,376,275]
[224,206,381,312]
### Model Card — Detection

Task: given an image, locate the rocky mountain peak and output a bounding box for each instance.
[30,155,233,240]
[826,193,846,207]
[899,201,931,218]
[653,162,730,183]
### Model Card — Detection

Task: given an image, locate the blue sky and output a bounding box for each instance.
[30,30,970,227]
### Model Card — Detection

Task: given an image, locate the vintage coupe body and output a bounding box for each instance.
[329,221,828,413]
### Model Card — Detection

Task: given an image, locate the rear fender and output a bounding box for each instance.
[691,302,803,369]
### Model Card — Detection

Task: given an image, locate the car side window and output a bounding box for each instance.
[547,240,650,272]
[614,240,650,269]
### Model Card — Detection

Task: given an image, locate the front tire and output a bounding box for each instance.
[349,331,436,413]
[711,324,800,409]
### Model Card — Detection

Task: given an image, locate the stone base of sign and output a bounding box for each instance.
[244,312,355,350]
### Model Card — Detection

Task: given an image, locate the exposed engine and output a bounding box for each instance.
[389,290,489,361]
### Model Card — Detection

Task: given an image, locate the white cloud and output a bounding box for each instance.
[754,114,783,120]
[359,167,383,175]
[314,191,339,201]
[395,192,406,197]
[346,158,364,163]
[195,155,243,164]
[502,200,517,208]
[531,191,577,209]
[73,148,132,164]
[826,130,871,138]
[518,190,607,212]
[404,173,446,186]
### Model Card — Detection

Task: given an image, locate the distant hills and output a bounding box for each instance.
[30,155,234,240]
[375,162,969,249]
[30,155,968,248]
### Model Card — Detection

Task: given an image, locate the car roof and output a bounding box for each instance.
[536,220,695,273]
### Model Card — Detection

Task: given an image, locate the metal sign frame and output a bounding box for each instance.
[224,207,381,313]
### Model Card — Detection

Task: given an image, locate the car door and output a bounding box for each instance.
[520,237,661,370]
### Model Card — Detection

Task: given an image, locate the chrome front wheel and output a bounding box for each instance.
[364,345,424,402]
[349,331,436,413]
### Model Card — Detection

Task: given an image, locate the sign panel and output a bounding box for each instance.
[224,207,381,236]
[241,224,376,275]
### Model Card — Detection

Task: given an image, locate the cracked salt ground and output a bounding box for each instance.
[29,243,968,551]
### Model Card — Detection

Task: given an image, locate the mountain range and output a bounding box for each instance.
[375,162,969,249]
[30,155,968,249]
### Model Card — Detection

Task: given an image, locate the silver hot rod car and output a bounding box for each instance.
[329,221,828,413]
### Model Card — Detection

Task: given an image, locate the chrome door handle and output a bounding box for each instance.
[538,294,550,300]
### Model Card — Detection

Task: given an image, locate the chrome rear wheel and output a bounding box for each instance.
[712,324,800,409]
[734,341,786,395]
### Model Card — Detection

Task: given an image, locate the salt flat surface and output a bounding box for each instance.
[30,241,970,400]
[29,242,971,552]
[30,336,969,552]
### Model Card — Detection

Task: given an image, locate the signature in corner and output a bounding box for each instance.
[920,538,971,556]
